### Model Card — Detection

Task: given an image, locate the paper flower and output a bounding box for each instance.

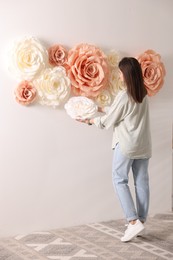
[8,36,166,112]
[95,90,112,107]
[64,96,98,119]
[106,51,125,98]
[107,50,119,68]
[34,67,71,107]
[108,69,126,96]
[14,80,37,105]
[137,50,166,96]
[67,43,109,98]
[9,36,48,80]
[48,44,68,68]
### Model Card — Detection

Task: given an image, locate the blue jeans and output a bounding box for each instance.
[112,143,150,222]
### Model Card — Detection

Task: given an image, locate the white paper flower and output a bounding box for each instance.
[107,50,119,68]
[95,90,112,107]
[9,36,48,80]
[65,96,98,119]
[108,69,125,96]
[34,67,71,107]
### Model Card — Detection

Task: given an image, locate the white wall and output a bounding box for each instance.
[0,0,172,237]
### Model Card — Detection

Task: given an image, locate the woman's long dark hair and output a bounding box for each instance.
[118,57,147,103]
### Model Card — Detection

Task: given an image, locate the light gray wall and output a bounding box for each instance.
[0,0,172,236]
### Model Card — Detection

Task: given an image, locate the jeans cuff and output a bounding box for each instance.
[126,215,138,222]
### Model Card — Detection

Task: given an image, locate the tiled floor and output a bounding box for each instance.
[0,212,172,259]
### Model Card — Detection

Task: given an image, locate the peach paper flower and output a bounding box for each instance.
[137,50,166,96]
[67,43,109,98]
[14,80,37,105]
[48,44,68,68]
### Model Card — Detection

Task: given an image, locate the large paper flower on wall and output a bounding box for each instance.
[34,67,71,107]
[65,96,98,119]
[14,80,37,105]
[9,37,48,80]
[67,43,109,98]
[137,50,166,96]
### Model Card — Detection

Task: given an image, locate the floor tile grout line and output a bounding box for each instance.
[87,223,173,260]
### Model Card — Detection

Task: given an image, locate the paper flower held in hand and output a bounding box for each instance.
[137,50,166,96]
[67,43,109,98]
[65,96,98,119]
[14,80,37,105]
[9,36,48,80]
[48,44,68,68]
[34,67,71,107]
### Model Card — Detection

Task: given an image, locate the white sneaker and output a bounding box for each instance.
[121,219,145,242]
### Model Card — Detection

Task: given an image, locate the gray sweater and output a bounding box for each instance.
[93,90,152,159]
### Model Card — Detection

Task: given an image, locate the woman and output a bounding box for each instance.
[78,57,152,242]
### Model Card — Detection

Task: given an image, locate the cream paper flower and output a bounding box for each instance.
[64,96,98,119]
[9,36,48,80]
[34,67,71,107]
[106,51,125,97]
[108,69,126,96]
[107,50,119,68]
[95,90,112,107]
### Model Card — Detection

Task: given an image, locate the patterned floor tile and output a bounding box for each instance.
[0,213,172,260]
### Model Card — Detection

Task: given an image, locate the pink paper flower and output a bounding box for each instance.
[48,44,68,68]
[67,43,109,98]
[137,50,166,96]
[14,80,37,105]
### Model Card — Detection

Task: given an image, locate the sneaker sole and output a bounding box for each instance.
[121,226,145,242]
